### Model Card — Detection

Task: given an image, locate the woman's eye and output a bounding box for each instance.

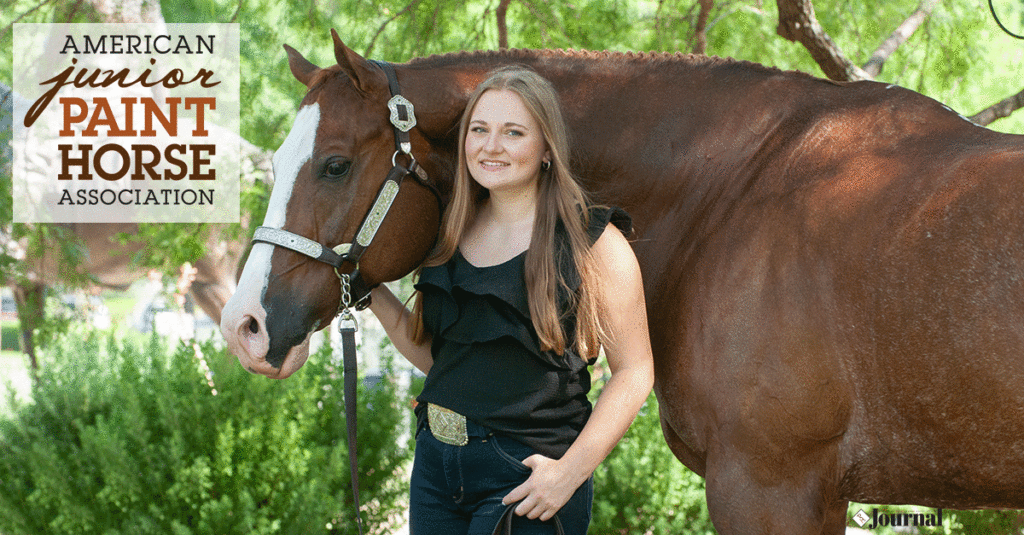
[325,160,352,179]
[506,129,524,137]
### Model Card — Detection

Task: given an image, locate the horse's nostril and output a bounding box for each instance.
[247,318,260,334]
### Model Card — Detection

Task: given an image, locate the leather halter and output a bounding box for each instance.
[250,60,441,312]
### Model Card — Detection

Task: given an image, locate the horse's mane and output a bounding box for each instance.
[406,47,816,80]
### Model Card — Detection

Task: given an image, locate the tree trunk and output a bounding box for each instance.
[11,282,44,372]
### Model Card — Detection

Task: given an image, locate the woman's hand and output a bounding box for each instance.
[502,454,584,521]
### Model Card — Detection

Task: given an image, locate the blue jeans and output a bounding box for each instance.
[409,419,593,535]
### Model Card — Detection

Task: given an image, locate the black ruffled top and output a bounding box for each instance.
[414,206,632,458]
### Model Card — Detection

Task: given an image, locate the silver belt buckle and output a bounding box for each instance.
[428,404,469,446]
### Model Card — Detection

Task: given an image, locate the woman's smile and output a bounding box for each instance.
[478,159,510,170]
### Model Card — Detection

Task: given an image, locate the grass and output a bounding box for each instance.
[101,289,138,326]
[0,348,31,417]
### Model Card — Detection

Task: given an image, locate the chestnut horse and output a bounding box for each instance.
[221,31,1024,533]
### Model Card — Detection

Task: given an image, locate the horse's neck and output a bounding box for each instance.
[397,57,503,139]
[402,49,789,150]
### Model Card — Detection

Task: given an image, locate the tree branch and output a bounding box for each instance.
[969,87,1024,127]
[0,0,58,44]
[693,0,714,55]
[364,0,420,58]
[497,0,512,49]
[863,0,938,78]
[520,0,565,47]
[776,0,870,81]
[778,0,941,82]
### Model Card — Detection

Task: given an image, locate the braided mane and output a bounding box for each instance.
[406,47,814,79]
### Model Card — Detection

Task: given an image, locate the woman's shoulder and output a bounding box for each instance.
[589,209,645,307]
[583,205,632,245]
[553,204,633,292]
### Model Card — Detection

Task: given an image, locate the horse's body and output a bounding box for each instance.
[220,33,1024,533]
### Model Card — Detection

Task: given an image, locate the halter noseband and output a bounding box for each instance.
[250,60,440,312]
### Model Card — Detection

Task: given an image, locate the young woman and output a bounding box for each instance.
[369,66,654,534]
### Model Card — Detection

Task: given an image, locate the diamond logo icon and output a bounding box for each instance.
[853,509,871,527]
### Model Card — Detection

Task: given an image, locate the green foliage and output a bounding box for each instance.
[590,386,715,534]
[1,320,19,351]
[115,224,207,274]
[0,328,413,535]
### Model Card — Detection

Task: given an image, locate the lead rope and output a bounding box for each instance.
[491,502,565,535]
[338,273,364,535]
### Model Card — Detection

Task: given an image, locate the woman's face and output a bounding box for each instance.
[464,89,550,196]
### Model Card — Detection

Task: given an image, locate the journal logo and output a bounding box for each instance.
[852,507,944,530]
[12,23,240,223]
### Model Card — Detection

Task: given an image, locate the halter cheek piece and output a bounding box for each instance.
[250,60,441,313]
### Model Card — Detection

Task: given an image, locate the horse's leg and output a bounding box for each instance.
[704,444,847,534]
[11,281,45,372]
[189,249,238,326]
[188,280,231,325]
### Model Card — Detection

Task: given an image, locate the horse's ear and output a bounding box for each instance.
[284,44,320,86]
[330,28,378,94]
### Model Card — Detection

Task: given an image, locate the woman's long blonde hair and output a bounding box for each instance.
[413,66,604,359]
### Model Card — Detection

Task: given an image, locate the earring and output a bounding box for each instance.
[541,160,551,171]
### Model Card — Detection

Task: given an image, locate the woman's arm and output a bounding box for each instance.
[368,285,434,374]
[502,223,656,520]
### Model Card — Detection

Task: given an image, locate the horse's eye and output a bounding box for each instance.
[324,160,352,180]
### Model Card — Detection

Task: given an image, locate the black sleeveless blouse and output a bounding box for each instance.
[414,206,632,458]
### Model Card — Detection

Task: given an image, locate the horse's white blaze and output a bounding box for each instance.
[220,103,321,374]
[267,103,321,228]
[240,102,320,298]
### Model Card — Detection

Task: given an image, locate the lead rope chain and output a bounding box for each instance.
[338,273,364,535]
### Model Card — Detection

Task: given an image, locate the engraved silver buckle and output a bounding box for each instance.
[428,404,468,446]
[387,94,417,133]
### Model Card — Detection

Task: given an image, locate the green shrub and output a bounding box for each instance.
[0,327,412,535]
[590,390,715,535]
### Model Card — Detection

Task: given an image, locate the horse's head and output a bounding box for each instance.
[221,30,442,378]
